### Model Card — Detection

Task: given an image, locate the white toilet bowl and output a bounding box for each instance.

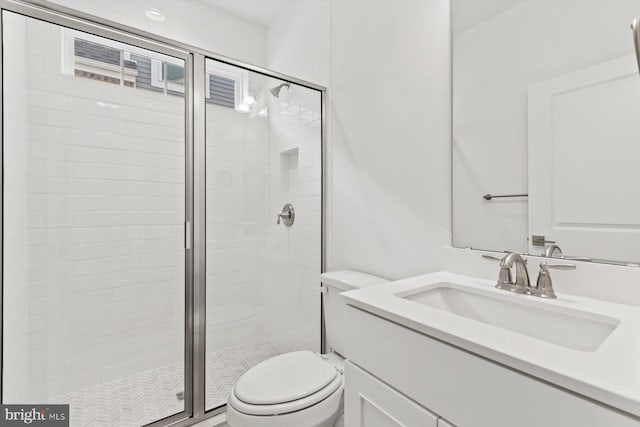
[226,271,388,427]
[226,351,344,427]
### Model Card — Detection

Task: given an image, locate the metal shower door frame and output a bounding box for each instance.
[0,1,196,426]
[0,1,327,426]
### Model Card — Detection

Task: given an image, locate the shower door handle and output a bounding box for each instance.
[184,221,191,250]
[632,18,640,74]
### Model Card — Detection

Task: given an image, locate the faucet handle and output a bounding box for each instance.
[482,254,515,291]
[533,261,576,299]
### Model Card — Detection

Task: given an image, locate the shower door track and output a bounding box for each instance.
[0,1,327,426]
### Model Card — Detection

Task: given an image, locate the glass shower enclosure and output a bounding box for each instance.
[203,58,323,411]
[0,2,324,427]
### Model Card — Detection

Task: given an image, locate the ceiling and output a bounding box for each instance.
[452,0,524,34]
[203,0,290,27]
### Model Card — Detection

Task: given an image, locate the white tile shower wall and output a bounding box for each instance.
[262,85,322,353]
[205,102,269,353]
[3,15,31,403]
[4,15,185,400]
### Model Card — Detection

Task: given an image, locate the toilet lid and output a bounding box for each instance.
[234,351,338,405]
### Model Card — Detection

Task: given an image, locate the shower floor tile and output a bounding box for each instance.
[48,341,279,427]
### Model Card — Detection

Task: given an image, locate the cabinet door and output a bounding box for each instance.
[438,419,456,427]
[345,361,439,427]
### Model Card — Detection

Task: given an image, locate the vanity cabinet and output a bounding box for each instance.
[344,306,639,427]
[344,361,439,427]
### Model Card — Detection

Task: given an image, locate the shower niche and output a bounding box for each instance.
[280,148,299,192]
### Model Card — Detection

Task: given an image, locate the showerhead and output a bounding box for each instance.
[269,82,290,98]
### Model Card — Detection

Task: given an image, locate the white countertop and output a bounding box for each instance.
[342,271,640,418]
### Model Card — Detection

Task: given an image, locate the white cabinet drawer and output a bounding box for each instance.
[345,361,438,427]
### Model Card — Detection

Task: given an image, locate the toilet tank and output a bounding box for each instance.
[321,270,388,356]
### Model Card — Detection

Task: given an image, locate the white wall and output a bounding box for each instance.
[267,5,459,341]
[328,0,452,279]
[267,0,452,281]
[453,0,640,253]
[46,0,267,67]
[270,0,455,348]
[266,0,330,87]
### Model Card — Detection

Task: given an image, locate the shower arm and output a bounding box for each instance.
[633,18,640,74]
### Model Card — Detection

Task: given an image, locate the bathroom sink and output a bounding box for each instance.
[400,283,619,352]
[343,271,640,417]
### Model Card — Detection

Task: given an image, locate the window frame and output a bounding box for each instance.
[150,59,185,93]
[204,60,249,111]
[62,29,250,111]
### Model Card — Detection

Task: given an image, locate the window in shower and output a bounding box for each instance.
[62,28,186,96]
[2,11,188,427]
[204,61,248,110]
[204,57,323,411]
[61,29,246,113]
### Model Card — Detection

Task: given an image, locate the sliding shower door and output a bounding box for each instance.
[203,58,323,411]
[2,11,190,427]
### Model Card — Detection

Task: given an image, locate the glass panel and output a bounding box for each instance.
[2,12,186,426]
[166,63,185,84]
[204,58,322,410]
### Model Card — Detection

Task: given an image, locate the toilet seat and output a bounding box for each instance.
[229,351,343,416]
[226,383,343,427]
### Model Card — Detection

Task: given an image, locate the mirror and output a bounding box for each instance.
[452,0,640,265]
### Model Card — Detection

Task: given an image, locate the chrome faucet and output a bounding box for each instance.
[502,253,531,294]
[484,253,576,298]
[483,252,531,293]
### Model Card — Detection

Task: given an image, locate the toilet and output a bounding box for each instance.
[226,270,389,427]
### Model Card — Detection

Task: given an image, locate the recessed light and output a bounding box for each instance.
[145,8,166,23]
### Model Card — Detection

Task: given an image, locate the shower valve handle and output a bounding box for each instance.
[277,203,295,227]
[277,212,291,224]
